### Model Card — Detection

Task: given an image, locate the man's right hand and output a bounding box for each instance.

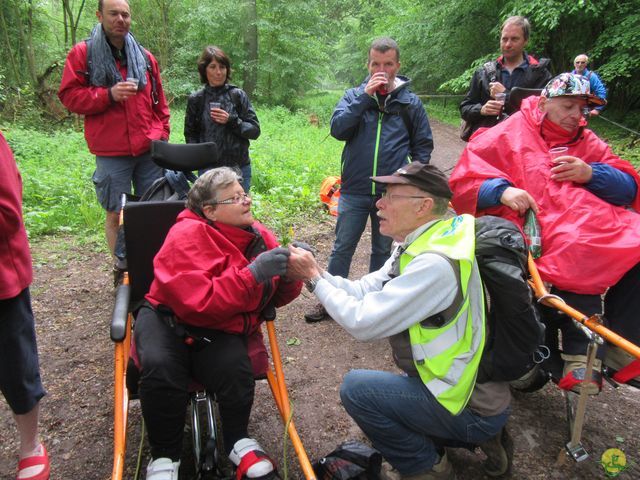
[500,187,539,215]
[110,81,138,102]
[365,72,389,96]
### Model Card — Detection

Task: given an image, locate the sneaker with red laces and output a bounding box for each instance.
[304,302,328,323]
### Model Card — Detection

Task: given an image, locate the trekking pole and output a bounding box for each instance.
[527,254,640,360]
[265,320,317,480]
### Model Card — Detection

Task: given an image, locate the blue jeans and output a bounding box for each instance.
[340,370,510,476]
[239,163,252,193]
[327,193,392,278]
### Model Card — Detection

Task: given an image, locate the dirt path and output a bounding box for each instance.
[1,120,638,479]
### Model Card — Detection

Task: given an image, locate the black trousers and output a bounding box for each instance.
[541,261,640,358]
[135,306,255,461]
[0,288,46,414]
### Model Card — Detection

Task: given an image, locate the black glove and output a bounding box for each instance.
[248,247,290,283]
[292,241,316,257]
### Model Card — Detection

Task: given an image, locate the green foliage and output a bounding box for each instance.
[248,101,343,239]
[9,94,344,243]
[3,125,103,239]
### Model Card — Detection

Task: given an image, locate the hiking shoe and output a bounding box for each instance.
[559,354,603,395]
[304,302,328,323]
[146,457,180,480]
[479,427,513,477]
[402,451,456,480]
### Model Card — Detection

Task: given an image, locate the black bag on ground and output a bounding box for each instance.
[313,440,382,480]
[474,215,546,383]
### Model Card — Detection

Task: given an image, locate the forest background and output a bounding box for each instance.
[1,0,639,243]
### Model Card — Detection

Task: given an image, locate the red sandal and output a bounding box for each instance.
[16,444,50,480]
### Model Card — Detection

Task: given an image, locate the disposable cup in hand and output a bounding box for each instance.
[209,102,222,111]
[549,147,569,165]
[127,77,139,89]
[494,92,506,119]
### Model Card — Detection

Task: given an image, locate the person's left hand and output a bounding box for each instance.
[286,246,321,281]
[210,107,230,124]
[589,109,600,116]
[550,156,593,184]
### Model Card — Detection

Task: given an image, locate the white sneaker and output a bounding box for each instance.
[229,438,275,479]
[146,457,180,480]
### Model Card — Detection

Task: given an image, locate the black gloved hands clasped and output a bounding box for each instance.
[248,247,290,283]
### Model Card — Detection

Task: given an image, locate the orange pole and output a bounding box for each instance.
[528,255,640,359]
[111,276,131,480]
[265,322,317,480]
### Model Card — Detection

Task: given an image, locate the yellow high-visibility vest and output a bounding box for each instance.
[400,214,485,415]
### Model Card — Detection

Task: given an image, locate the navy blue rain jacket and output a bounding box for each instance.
[330,75,434,196]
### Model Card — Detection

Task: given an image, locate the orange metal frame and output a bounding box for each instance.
[527,254,640,360]
[110,299,316,480]
[111,274,131,480]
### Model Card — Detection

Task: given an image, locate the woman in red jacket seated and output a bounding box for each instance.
[135,167,302,480]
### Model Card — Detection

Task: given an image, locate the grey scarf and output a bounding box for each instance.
[86,24,149,90]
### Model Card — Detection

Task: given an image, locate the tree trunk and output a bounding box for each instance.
[0,5,21,84]
[242,0,258,97]
[24,0,39,87]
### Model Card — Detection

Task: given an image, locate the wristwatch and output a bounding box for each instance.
[305,275,321,293]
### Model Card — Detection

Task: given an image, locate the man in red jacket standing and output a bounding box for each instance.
[58,0,170,254]
[1,131,50,480]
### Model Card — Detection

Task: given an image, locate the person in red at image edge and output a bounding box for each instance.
[450,73,640,395]
[135,167,302,480]
[0,131,50,480]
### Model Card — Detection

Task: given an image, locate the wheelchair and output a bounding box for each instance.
[523,256,640,464]
[109,141,316,480]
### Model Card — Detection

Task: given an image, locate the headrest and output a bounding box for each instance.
[150,141,219,172]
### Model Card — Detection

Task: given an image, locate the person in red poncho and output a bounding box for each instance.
[135,167,302,480]
[450,73,640,395]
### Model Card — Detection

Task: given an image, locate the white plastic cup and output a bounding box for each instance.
[494,92,507,119]
[126,77,139,89]
[549,147,569,165]
[549,147,569,159]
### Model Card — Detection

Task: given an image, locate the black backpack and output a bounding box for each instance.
[313,440,382,480]
[474,215,546,383]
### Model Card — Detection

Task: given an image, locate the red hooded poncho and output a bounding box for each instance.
[450,96,640,294]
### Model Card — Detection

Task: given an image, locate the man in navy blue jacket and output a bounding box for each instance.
[305,37,433,322]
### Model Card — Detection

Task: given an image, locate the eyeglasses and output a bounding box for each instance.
[206,193,251,205]
[381,191,428,202]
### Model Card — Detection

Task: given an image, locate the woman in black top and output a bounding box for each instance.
[184,46,260,191]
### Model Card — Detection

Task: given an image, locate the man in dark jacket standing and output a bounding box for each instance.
[459,16,552,140]
[305,37,433,322]
[58,0,170,254]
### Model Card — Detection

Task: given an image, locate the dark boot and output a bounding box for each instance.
[479,427,513,477]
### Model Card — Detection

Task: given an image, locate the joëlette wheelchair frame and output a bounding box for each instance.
[109,141,316,480]
[527,255,640,464]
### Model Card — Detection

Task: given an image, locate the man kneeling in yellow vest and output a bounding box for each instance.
[287,162,512,480]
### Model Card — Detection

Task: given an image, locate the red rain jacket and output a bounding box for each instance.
[58,41,170,156]
[0,132,33,299]
[146,209,301,333]
[450,96,640,294]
